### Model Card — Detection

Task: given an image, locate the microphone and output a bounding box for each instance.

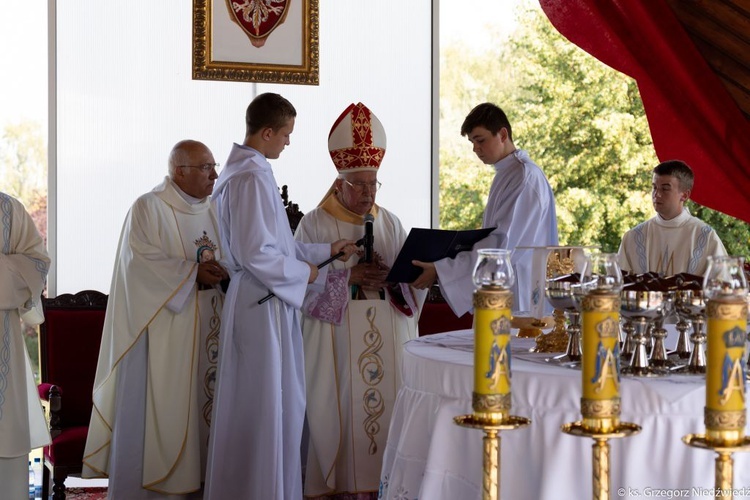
[363,214,374,263]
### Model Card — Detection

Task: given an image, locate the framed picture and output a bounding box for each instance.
[192,0,319,85]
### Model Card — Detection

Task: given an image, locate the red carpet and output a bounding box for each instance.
[65,487,108,499]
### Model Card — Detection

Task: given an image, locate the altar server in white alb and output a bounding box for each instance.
[295,102,427,499]
[618,160,727,276]
[0,192,50,499]
[204,93,357,500]
[82,140,228,498]
[411,102,558,315]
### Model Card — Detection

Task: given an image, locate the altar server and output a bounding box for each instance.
[0,192,50,499]
[412,102,558,315]
[204,93,356,500]
[82,140,228,498]
[295,102,427,499]
[618,159,726,276]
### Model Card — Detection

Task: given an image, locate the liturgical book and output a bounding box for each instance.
[386,227,495,283]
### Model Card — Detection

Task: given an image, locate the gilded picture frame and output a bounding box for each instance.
[192,0,319,85]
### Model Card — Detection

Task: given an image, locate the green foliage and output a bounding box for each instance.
[439,2,749,258]
[0,120,48,241]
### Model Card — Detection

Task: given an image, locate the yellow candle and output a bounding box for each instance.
[582,293,621,400]
[581,291,621,432]
[705,297,747,444]
[472,287,513,423]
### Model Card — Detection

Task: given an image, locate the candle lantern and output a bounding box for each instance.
[580,252,623,433]
[683,256,750,497]
[561,252,639,500]
[471,248,515,424]
[454,248,529,500]
[703,256,748,446]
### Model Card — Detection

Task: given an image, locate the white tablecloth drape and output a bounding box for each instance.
[379,330,750,500]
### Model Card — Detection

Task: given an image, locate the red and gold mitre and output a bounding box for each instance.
[328,103,386,173]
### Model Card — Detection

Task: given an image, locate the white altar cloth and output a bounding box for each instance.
[380,330,750,500]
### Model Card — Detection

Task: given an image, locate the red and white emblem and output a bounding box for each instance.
[226,0,290,48]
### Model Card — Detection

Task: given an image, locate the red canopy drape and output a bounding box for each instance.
[539,0,750,223]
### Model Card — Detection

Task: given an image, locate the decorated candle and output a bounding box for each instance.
[705,297,747,444]
[581,291,621,432]
[579,253,623,433]
[703,255,748,445]
[472,288,513,423]
[471,249,515,424]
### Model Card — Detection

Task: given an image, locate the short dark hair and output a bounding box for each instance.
[460,102,513,141]
[653,160,694,191]
[245,93,297,136]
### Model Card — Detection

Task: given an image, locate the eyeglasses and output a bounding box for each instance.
[343,179,382,193]
[178,163,220,173]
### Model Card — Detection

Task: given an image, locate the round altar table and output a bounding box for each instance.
[379,329,750,500]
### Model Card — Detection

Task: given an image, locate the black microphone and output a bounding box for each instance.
[363,214,374,263]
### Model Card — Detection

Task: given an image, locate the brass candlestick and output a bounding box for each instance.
[563,252,641,500]
[454,415,531,500]
[561,422,641,500]
[456,249,531,500]
[683,256,749,500]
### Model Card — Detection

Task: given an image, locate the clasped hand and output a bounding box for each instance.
[197,259,229,286]
[350,252,390,290]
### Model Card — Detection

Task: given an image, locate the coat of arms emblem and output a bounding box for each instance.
[226,0,290,48]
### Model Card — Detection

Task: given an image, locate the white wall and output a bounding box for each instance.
[51,0,433,295]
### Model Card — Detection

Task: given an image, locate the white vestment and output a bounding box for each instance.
[295,195,426,497]
[617,207,727,276]
[0,193,50,498]
[82,177,223,498]
[435,149,558,315]
[204,144,331,500]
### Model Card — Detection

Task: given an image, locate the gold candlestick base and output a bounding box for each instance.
[532,309,569,353]
[561,421,641,500]
[454,414,531,500]
[683,434,750,499]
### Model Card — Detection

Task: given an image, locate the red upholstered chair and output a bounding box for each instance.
[418,284,474,336]
[37,290,108,500]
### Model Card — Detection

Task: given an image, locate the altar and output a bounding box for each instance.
[379,330,750,500]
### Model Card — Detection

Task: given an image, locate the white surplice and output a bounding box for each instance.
[204,144,331,500]
[617,207,727,276]
[82,177,223,498]
[435,149,558,315]
[295,195,426,497]
[0,193,50,497]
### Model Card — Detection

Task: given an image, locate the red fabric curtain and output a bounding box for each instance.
[539,0,750,222]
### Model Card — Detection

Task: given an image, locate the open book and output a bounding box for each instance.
[386,227,495,283]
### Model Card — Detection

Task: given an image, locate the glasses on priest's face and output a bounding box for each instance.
[179,163,220,173]
[343,179,382,193]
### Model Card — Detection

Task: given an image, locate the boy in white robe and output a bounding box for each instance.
[0,192,50,499]
[618,159,727,276]
[204,93,357,500]
[82,140,228,499]
[411,102,559,315]
[294,103,427,499]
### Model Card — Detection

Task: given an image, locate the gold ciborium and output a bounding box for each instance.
[534,246,591,356]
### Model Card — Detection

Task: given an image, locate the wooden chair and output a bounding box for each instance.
[418,283,474,336]
[37,290,108,500]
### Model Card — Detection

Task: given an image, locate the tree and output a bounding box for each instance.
[0,120,47,242]
[440,1,750,258]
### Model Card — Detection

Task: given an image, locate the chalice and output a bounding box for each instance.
[673,288,707,374]
[544,273,584,364]
[620,285,667,376]
[649,290,677,368]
